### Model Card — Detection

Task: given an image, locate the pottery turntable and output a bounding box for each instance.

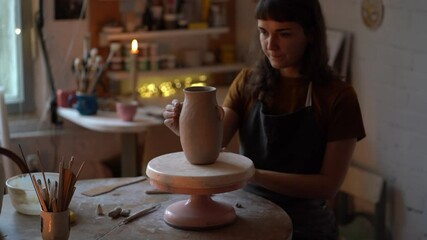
[146,151,254,230]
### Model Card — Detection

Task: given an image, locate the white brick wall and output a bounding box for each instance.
[320,0,427,239]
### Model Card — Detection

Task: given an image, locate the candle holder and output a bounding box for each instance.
[130,39,139,101]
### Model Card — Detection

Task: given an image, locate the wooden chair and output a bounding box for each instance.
[335,165,387,240]
[0,147,29,174]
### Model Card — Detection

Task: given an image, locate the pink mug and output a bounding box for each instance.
[57,90,76,108]
[116,101,138,121]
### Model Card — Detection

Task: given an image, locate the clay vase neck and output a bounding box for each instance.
[179,86,224,165]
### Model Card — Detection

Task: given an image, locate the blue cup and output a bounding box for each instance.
[75,93,98,115]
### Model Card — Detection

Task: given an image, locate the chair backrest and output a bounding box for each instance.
[0,147,29,174]
[338,165,387,240]
[340,165,383,204]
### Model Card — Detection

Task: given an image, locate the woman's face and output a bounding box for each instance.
[258,19,308,77]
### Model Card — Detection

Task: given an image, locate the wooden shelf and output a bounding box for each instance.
[108,63,244,80]
[89,0,237,95]
[100,27,229,46]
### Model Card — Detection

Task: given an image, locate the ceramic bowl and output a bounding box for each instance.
[116,101,138,121]
[6,172,59,215]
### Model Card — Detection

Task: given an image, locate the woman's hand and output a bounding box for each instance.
[162,99,182,136]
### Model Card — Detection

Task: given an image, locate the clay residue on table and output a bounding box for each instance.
[66,179,292,239]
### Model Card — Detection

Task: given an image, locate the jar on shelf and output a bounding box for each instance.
[167,55,176,69]
[139,43,149,57]
[138,57,150,71]
[159,55,168,70]
[164,13,177,30]
[109,56,123,71]
[149,43,159,58]
[124,57,131,71]
[151,56,159,71]
[210,5,222,27]
[220,44,235,64]
[183,50,202,67]
[123,11,139,32]
[203,51,216,65]
[151,5,164,30]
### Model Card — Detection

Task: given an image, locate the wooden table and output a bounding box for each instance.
[0,178,292,239]
[58,106,163,177]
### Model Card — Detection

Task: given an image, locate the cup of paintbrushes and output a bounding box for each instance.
[75,92,98,115]
[38,158,83,240]
[15,147,84,240]
[41,209,70,240]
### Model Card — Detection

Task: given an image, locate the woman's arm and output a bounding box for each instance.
[221,107,240,148]
[163,99,182,136]
[250,138,357,199]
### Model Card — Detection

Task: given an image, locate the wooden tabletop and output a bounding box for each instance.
[0,178,292,239]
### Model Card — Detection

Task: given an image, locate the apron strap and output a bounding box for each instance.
[305,82,312,107]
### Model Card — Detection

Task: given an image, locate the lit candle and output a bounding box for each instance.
[130,39,139,101]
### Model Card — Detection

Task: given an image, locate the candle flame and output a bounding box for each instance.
[131,39,139,54]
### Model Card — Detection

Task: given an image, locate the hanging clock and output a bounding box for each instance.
[361,0,384,30]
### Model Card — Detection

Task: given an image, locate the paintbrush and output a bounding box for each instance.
[18,145,48,211]
[17,147,85,212]
[36,151,50,202]
[88,42,121,94]
[87,55,103,94]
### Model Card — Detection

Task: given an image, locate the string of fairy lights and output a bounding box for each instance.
[135,74,208,98]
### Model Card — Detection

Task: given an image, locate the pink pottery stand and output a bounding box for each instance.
[146,152,255,230]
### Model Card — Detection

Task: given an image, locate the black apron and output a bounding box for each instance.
[240,83,338,240]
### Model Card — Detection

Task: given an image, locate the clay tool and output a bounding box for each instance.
[145,188,172,194]
[96,204,161,240]
[81,176,146,197]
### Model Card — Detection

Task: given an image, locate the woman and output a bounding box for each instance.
[163,0,365,239]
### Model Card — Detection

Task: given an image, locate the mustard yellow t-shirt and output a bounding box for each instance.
[223,69,366,142]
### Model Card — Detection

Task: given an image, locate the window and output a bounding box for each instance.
[0,0,34,114]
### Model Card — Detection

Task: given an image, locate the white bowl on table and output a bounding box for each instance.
[6,172,59,215]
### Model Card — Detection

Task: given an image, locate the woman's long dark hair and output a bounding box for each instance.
[246,0,337,105]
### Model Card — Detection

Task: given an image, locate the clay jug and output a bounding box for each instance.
[179,86,224,165]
